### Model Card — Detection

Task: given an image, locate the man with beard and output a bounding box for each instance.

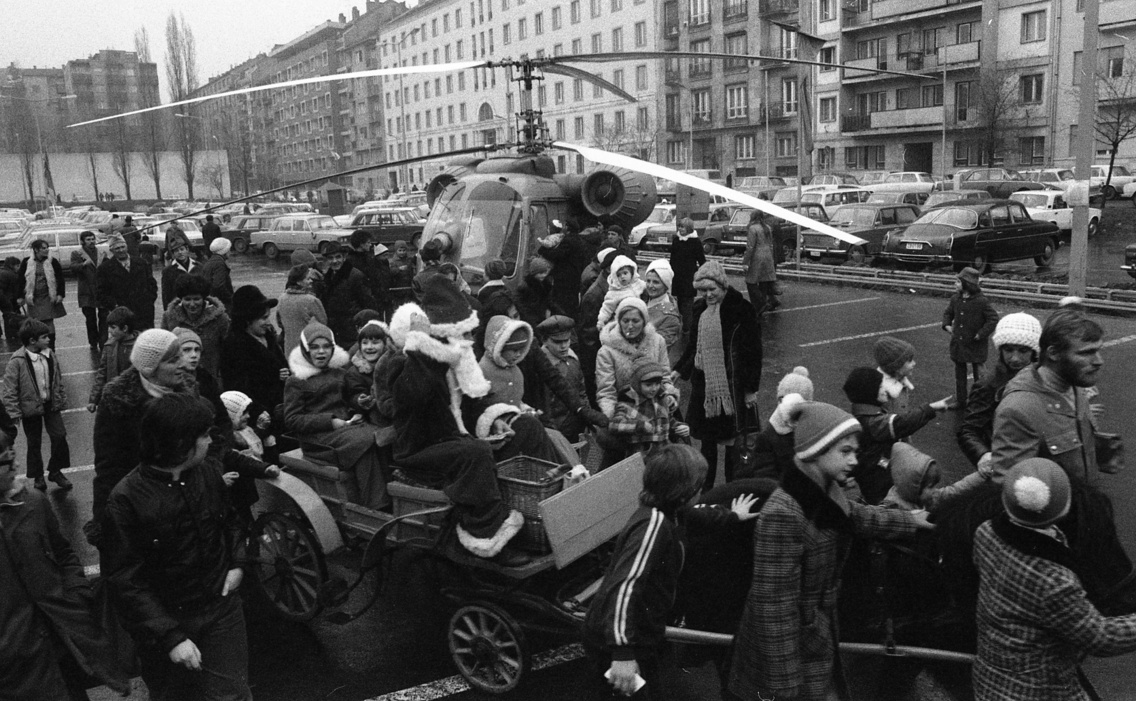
[319,241,376,346]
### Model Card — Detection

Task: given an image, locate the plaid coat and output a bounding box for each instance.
[973,515,1136,701]
[609,389,682,448]
[728,465,916,701]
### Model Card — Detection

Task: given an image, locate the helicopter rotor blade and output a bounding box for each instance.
[543,51,934,81]
[552,141,868,246]
[66,60,489,129]
[539,64,637,103]
[131,145,494,235]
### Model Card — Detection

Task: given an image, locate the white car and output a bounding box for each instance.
[630,204,675,248]
[1123,180,1136,204]
[1010,190,1099,236]
[867,171,938,194]
[799,187,873,218]
[1089,164,1135,199]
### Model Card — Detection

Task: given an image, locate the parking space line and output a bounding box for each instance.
[64,370,95,377]
[364,643,584,701]
[799,322,940,348]
[1104,334,1136,348]
[769,296,879,314]
[62,464,94,474]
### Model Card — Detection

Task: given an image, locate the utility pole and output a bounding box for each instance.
[1069,0,1099,296]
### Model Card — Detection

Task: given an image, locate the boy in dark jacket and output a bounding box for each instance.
[88,306,138,411]
[746,367,813,481]
[842,366,951,504]
[941,267,998,410]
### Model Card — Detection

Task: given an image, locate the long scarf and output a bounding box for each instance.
[139,373,176,399]
[694,302,734,418]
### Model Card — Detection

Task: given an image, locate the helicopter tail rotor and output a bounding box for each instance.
[557,167,657,232]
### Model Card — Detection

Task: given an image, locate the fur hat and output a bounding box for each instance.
[419,276,479,338]
[485,259,508,281]
[419,239,442,262]
[843,366,884,405]
[291,248,317,267]
[527,256,553,277]
[1003,458,1071,528]
[172,326,202,349]
[322,240,344,256]
[537,314,574,341]
[615,296,649,324]
[793,401,861,462]
[596,246,616,264]
[874,336,916,376]
[130,328,180,377]
[220,391,253,426]
[106,233,126,249]
[210,237,232,256]
[166,228,191,252]
[992,312,1041,354]
[231,285,278,323]
[630,357,668,390]
[645,259,675,292]
[693,260,729,290]
[956,267,981,287]
[777,366,813,400]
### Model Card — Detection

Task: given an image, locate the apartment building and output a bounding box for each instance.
[378,0,660,191]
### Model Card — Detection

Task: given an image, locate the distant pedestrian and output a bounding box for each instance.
[70,230,108,350]
[873,335,919,415]
[276,264,327,357]
[515,256,558,329]
[119,215,140,257]
[16,239,66,348]
[200,214,222,250]
[200,238,234,311]
[0,256,22,340]
[388,240,417,310]
[942,267,998,411]
[742,209,779,315]
[669,217,706,335]
[88,306,138,412]
[320,241,376,346]
[160,227,199,311]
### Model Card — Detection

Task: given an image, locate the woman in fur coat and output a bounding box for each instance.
[595,296,678,418]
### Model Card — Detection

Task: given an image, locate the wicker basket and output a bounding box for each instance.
[497,456,565,552]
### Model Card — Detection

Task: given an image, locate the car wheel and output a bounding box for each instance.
[1088,217,1099,237]
[703,240,718,256]
[1131,192,1136,208]
[972,254,990,275]
[263,242,279,259]
[847,245,867,265]
[233,237,249,254]
[1104,185,1117,200]
[1034,239,1056,268]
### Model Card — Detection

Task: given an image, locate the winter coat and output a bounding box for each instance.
[89,336,134,405]
[882,442,987,513]
[942,291,998,364]
[675,287,763,442]
[97,256,157,328]
[729,465,916,701]
[957,358,1020,465]
[476,280,509,307]
[848,401,938,505]
[1,346,66,419]
[70,245,107,308]
[103,458,244,653]
[576,276,608,350]
[198,254,234,310]
[388,256,417,305]
[160,258,200,311]
[220,326,288,417]
[536,346,589,439]
[514,274,558,330]
[479,315,533,409]
[0,486,130,698]
[161,296,231,379]
[973,515,1136,701]
[373,348,405,422]
[595,320,677,417]
[742,222,776,285]
[669,234,706,300]
[538,232,591,318]
[747,421,797,481]
[644,292,682,351]
[596,262,646,328]
[347,248,385,301]
[345,350,381,423]
[201,220,223,248]
[276,288,327,357]
[17,256,66,321]
[320,261,376,345]
[0,266,20,314]
[992,364,1099,486]
[609,389,681,448]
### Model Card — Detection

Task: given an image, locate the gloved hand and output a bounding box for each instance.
[579,406,609,429]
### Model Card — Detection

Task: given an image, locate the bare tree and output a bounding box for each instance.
[3,103,38,209]
[135,27,166,200]
[109,107,134,201]
[1093,57,1136,197]
[970,72,1024,167]
[165,12,199,199]
[217,114,252,197]
[589,117,657,161]
[203,163,226,198]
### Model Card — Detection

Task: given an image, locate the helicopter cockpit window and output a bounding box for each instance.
[427,180,524,276]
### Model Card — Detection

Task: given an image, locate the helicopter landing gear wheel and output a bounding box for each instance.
[248,513,327,622]
[448,603,529,694]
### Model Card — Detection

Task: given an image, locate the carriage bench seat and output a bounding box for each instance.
[279,448,359,505]
[387,480,450,543]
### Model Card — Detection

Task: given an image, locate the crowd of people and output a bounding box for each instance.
[4,218,1136,701]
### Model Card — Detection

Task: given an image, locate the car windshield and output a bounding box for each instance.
[830,207,878,227]
[645,207,673,224]
[1115,166,1132,176]
[1006,171,1025,181]
[1055,170,1074,180]
[307,217,339,230]
[772,188,798,204]
[914,207,979,229]
[924,193,964,207]
[729,210,754,226]
[1011,193,1050,208]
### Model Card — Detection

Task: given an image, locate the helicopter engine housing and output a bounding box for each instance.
[556,167,657,233]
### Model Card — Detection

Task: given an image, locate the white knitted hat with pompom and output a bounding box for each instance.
[1002,458,1071,528]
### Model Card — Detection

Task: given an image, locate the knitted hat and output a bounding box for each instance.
[300,319,335,352]
[537,314,574,341]
[794,402,862,462]
[393,239,408,251]
[220,391,253,426]
[630,357,667,389]
[166,228,191,252]
[419,239,442,262]
[693,260,729,290]
[374,244,389,256]
[527,256,553,277]
[991,312,1041,354]
[419,276,479,338]
[231,285,277,323]
[172,326,202,349]
[957,267,980,287]
[130,328,180,377]
[596,246,616,264]
[485,259,508,281]
[210,237,232,256]
[843,366,884,405]
[291,248,317,267]
[1003,458,1072,528]
[777,366,814,400]
[645,259,675,292]
[615,296,649,324]
[106,233,126,249]
[874,336,916,376]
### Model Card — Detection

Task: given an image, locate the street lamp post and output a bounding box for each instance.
[380,28,420,192]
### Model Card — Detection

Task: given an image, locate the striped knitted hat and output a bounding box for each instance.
[793,401,862,461]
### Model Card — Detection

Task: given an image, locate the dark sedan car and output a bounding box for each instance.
[707,202,830,262]
[348,207,426,247]
[877,200,1060,273]
[800,203,921,264]
[224,214,282,254]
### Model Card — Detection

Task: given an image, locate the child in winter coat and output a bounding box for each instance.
[478,315,535,410]
[881,442,988,514]
[842,366,952,504]
[941,267,998,411]
[596,255,646,329]
[221,390,279,466]
[608,359,690,454]
[536,315,589,441]
[87,305,137,412]
[346,319,390,423]
[746,367,814,481]
[873,335,925,415]
[642,258,683,365]
[584,444,758,698]
[1,318,71,491]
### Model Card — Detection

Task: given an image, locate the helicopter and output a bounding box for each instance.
[68,50,871,283]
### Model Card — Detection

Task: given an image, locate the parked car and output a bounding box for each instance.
[736,175,787,200]
[1123,180,1136,205]
[705,202,831,262]
[347,207,427,247]
[647,203,739,254]
[877,201,1060,273]
[868,172,937,195]
[922,190,992,209]
[79,210,139,234]
[137,217,206,258]
[799,186,873,217]
[1090,164,1134,199]
[1021,168,1103,203]
[940,168,1047,199]
[630,203,675,248]
[856,171,892,188]
[224,214,283,253]
[800,203,921,264]
[12,226,104,272]
[802,173,861,187]
[866,191,925,206]
[1009,190,1100,237]
[251,214,353,259]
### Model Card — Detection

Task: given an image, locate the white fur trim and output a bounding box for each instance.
[796,417,861,461]
[489,318,533,366]
[404,330,492,400]
[429,310,480,339]
[389,302,426,350]
[456,509,524,558]
[1013,476,1051,513]
[287,344,351,380]
[476,403,521,439]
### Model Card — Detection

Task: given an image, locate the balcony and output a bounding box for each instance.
[872,0,953,19]
[758,103,793,123]
[842,114,872,131]
[939,40,979,66]
[758,0,799,15]
[843,55,888,78]
[871,105,942,129]
[665,117,683,131]
[665,68,681,84]
[724,1,748,20]
[692,111,713,127]
[1100,0,1136,29]
[689,11,711,27]
[689,64,713,80]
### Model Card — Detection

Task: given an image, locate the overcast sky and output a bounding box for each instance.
[1,0,402,98]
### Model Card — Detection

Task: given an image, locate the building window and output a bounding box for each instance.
[921,84,943,107]
[611,0,623,10]
[458,73,466,90]
[636,65,648,91]
[819,96,836,122]
[692,88,711,122]
[955,81,971,121]
[571,0,581,23]
[820,46,836,70]
[1021,10,1046,43]
[896,88,915,109]
[592,33,603,53]
[591,0,602,17]
[1104,46,1125,78]
[518,18,527,39]
[612,27,623,52]
[782,79,798,114]
[614,110,625,132]
[690,38,712,77]
[638,106,649,129]
[535,13,544,34]
[725,33,748,68]
[613,69,625,90]
[574,116,585,138]
[775,132,797,157]
[1019,136,1045,165]
[594,113,604,136]
[690,0,710,25]
[667,140,686,164]
[855,90,885,114]
[736,134,756,160]
[818,146,835,170]
[1020,74,1043,104]
[726,84,748,119]
[819,0,834,22]
[957,21,975,44]
[593,73,605,97]
[555,82,565,103]
[635,21,647,47]
[555,118,566,139]
[779,27,798,59]
[574,78,584,100]
[503,23,511,44]
[552,6,562,29]
[921,27,944,54]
